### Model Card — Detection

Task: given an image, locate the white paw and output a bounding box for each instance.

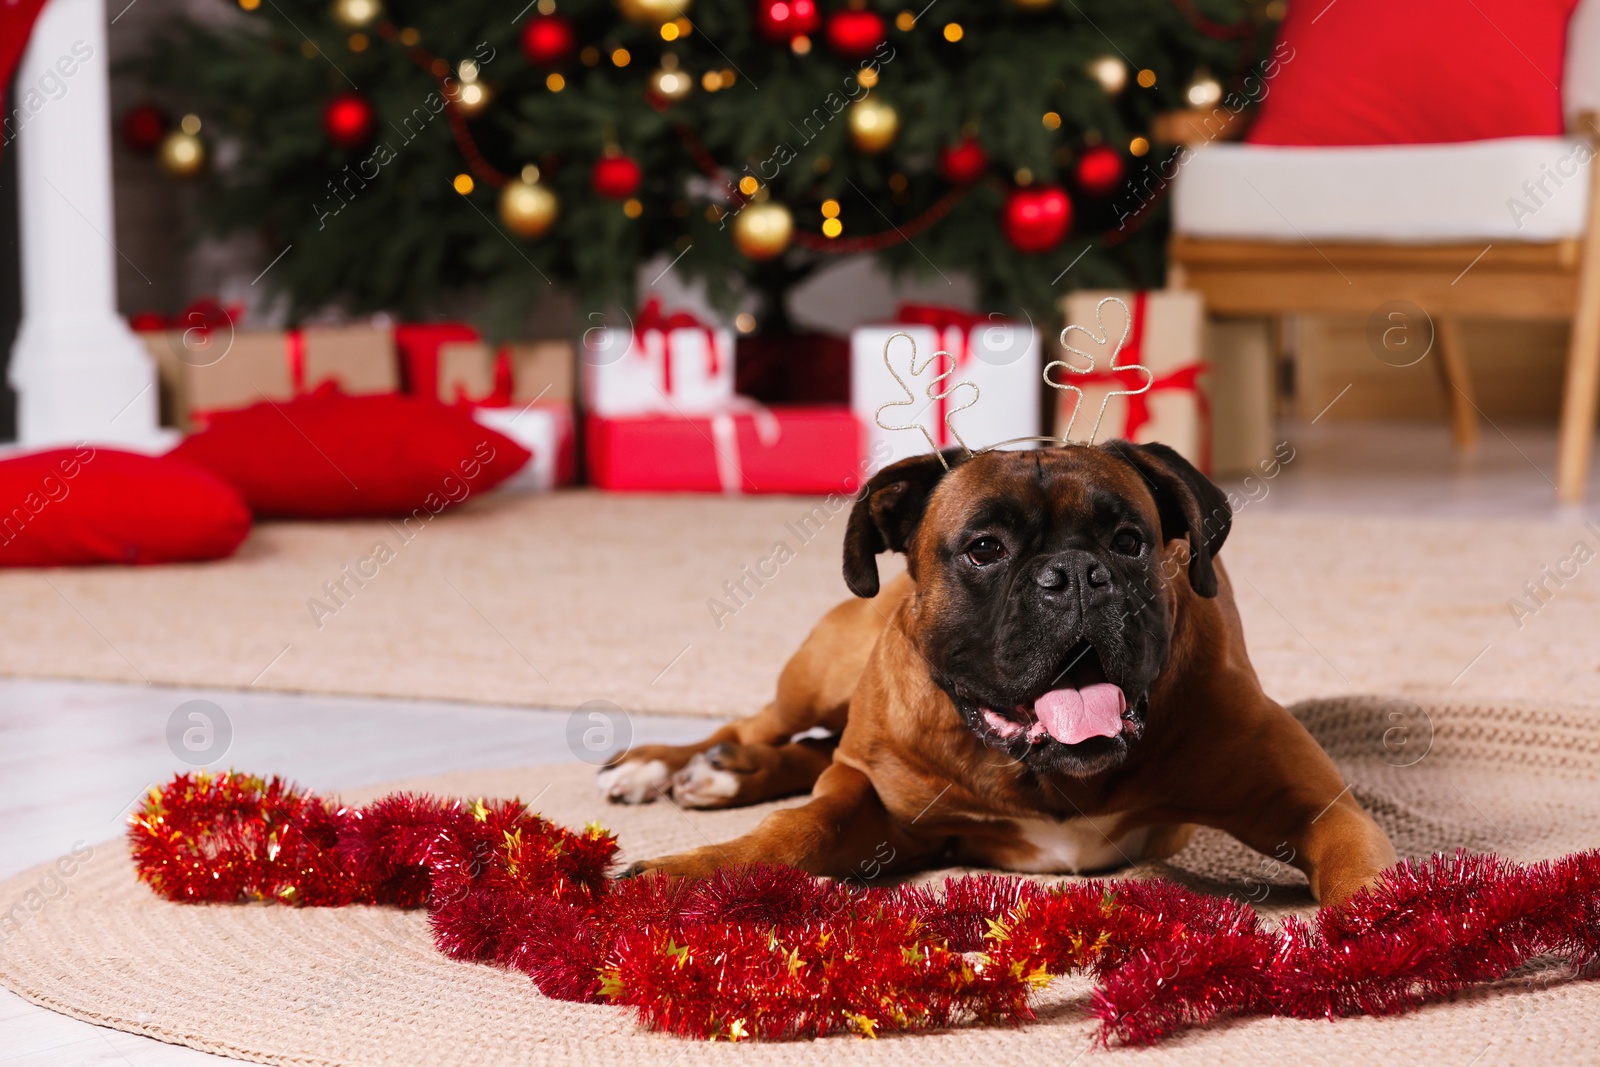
[596,759,671,804]
[670,753,742,809]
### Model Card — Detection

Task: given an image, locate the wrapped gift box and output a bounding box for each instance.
[471,403,575,492]
[587,406,862,494]
[141,330,295,430]
[394,322,478,398]
[1058,290,1208,470]
[851,310,1041,471]
[301,324,399,395]
[580,300,734,417]
[141,323,399,430]
[437,340,575,405]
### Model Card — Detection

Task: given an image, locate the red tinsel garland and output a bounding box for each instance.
[129,771,1600,1045]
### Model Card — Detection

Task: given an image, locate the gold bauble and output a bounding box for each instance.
[499,178,558,238]
[331,0,382,28]
[454,80,492,117]
[1009,0,1056,8]
[732,201,793,260]
[158,130,205,178]
[848,97,898,154]
[617,0,691,25]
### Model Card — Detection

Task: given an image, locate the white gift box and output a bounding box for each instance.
[471,403,574,492]
[851,320,1041,472]
[579,325,734,417]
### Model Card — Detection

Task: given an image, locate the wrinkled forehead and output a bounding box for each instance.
[921,447,1159,535]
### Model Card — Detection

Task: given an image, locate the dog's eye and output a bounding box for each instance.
[964,537,1008,566]
[1111,529,1143,556]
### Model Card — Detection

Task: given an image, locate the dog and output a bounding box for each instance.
[597,442,1397,908]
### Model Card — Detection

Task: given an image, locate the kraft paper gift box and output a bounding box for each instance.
[1057,290,1209,471]
[142,330,295,430]
[436,341,576,405]
[300,324,399,395]
[586,407,862,494]
[145,324,399,430]
[850,310,1041,472]
[579,300,734,417]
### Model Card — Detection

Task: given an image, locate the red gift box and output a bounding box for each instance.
[586,406,863,494]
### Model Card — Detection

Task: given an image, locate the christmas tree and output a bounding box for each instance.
[132,0,1274,337]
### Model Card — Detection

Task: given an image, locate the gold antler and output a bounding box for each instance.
[1047,295,1152,446]
[874,331,978,470]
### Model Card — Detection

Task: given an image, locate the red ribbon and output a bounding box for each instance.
[1070,293,1211,471]
[286,329,306,393]
[634,298,722,398]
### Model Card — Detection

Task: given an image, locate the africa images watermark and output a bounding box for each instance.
[314,40,498,230]
[1,39,94,149]
[1,444,96,546]
[717,40,898,232]
[0,841,95,944]
[706,438,893,629]
[306,439,503,628]
[1506,519,1600,629]
[1111,40,1296,230]
[1506,140,1595,231]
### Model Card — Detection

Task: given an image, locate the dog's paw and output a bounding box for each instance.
[670,747,746,809]
[596,758,671,804]
[616,846,725,880]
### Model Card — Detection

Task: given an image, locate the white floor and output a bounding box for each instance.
[2,418,1597,1065]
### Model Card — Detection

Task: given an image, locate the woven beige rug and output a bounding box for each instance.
[0,491,1596,718]
[2,696,1598,1066]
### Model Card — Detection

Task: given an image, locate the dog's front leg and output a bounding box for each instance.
[622,762,940,880]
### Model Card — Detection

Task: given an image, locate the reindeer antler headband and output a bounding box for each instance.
[872,297,1154,461]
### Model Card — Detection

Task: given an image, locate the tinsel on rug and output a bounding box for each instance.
[128,771,1600,1045]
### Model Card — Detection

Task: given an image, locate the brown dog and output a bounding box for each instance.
[598,442,1397,907]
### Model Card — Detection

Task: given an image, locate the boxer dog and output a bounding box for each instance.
[598,442,1397,907]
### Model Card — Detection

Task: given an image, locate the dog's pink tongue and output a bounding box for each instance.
[1034,684,1126,745]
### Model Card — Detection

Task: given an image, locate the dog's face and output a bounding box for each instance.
[843,443,1231,778]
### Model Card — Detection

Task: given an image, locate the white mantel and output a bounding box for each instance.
[8,0,164,450]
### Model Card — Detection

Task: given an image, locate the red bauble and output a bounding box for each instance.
[939,138,988,184]
[322,92,375,150]
[591,154,642,199]
[520,14,576,66]
[825,9,886,58]
[121,105,168,155]
[1075,145,1126,197]
[756,0,821,44]
[1003,186,1072,253]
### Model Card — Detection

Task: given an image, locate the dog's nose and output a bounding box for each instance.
[1034,551,1110,592]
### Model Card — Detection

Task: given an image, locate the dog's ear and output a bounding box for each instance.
[1102,441,1231,598]
[842,451,959,598]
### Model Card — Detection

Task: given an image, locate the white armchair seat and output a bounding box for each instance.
[1172,137,1593,244]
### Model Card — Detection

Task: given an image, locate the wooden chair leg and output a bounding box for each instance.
[1433,317,1478,450]
[1556,149,1600,502]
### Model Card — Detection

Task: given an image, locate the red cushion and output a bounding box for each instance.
[1247,0,1580,146]
[169,389,531,518]
[0,448,251,567]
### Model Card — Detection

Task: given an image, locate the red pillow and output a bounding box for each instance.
[168,389,531,518]
[0,448,251,567]
[1247,0,1579,146]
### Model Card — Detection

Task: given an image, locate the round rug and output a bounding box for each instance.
[2,696,1599,1066]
